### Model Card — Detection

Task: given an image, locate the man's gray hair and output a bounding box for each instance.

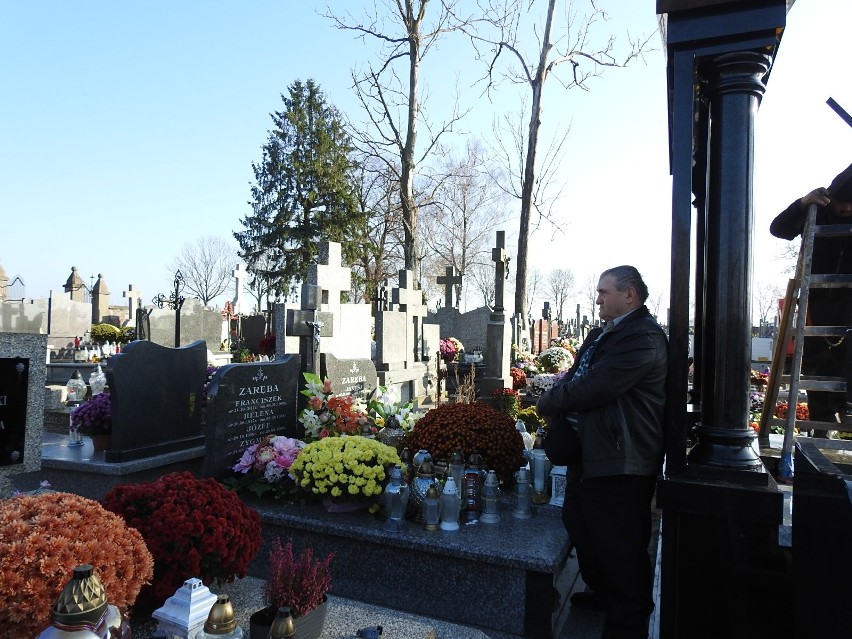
[600,265,649,302]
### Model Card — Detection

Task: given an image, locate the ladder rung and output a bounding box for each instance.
[767,417,848,430]
[802,326,851,337]
[813,223,852,237]
[796,380,847,392]
[808,274,852,287]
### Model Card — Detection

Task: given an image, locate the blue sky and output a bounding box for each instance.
[1,1,850,320]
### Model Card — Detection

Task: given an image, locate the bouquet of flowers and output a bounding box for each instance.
[514,349,539,377]
[0,491,154,639]
[289,436,401,502]
[510,366,527,389]
[552,336,580,357]
[103,471,262,609]
[70,391,112,435]
[225,434,305,499]
[298,372,372,441]
[492,387,521,420]
[439,337,464,363]
[367,385,422,433]
[536,346,575,374]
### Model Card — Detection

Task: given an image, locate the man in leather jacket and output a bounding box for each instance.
[537,265,667,639]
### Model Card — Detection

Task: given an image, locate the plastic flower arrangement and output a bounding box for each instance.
[439,337,464,363]
[0,491,153,639]
[368,385,423,433]
[289,436,401,502]
[102,470,262,609]
[536,346,575,374]
[298,372,372,441]
[774,401,809,421]
[264,537,333,618]
[552,336,580,357]
[225,434,305,499]
[514,349,539,376]
[406,402,526,484]
[70,390,112,435]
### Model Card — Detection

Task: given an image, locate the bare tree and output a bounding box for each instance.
[467,260,496,308]
[324,0,476,273]
[171,236,235,305]
[647,290,664,322]
[582,272,599,324]
[754,281,783,326]
[544,267,575,322]
[525,266,545,321]
[420,138,511,309]
[468,0,652,325]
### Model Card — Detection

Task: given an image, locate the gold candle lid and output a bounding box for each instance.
[204,594,237,634]
[51,564,108,628]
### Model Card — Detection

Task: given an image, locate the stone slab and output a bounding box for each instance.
[320,353,377,400]
[247,498,571,638]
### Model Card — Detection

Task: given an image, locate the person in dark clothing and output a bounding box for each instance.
[537,265,667,639]
[769,162,852,435]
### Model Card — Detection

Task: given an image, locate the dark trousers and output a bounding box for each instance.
[563,471,657,639]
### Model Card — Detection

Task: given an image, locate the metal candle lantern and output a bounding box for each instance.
[66,370,87,404]
[448,448,465,492]
[410,460,436,523]
[412,449,432,474]
[384,465,410,532]
[530,429,551,504]
[423,482,441,531]
[269,607,296,639]
[480,470,501,523]
[439,476,462,531]
[513,467,532,519]
[463,470,482,522]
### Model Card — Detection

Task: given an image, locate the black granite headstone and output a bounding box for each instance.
[202,355,301,478]
[320,353,378,400]
[105,339,207,462]
[0,358,29,466]
[241,315,267,353]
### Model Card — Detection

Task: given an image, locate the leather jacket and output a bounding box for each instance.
[536,306,667,479]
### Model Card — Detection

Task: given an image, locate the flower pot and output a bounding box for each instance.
[249,598,328,639]
[91,433,111,451]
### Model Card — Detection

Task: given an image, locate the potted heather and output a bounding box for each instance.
[249,538,334,639]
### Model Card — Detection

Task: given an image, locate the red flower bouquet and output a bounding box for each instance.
[102,471,262,609]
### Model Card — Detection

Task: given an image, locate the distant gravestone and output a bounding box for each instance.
[321,353,377,401]
[105,339,207,462]
[241,315,267,353]
[202,355,301,478]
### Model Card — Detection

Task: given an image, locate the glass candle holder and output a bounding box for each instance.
[480,470,501,523]
[439,477,461,531]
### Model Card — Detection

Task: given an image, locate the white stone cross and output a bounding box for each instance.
[308,242,351,310]
[123,284,143,318]
[232,264,247,315]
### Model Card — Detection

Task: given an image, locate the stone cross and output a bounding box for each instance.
[232,264,247,315]
[436,266,462,309]
[286,283,333,375]
[123,284,142,319]
[392,270,428,362]
[308,242,351,309]
[491,231,507,313]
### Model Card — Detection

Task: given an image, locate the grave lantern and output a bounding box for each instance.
[36,564,128,639]
[513,467,532,519]
[549,465,567,507]
[66,370,87,405]
[439,476,461,531]
[480,470,501,523]
[384,465,410,532]
[423,482,441,531]
[151,577,218,639]
[268,607,296,639]
[530,428,551,504]
[448,448,465,492]
[196,594,243,639]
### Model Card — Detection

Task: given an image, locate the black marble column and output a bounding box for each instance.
[688,51,771,471]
